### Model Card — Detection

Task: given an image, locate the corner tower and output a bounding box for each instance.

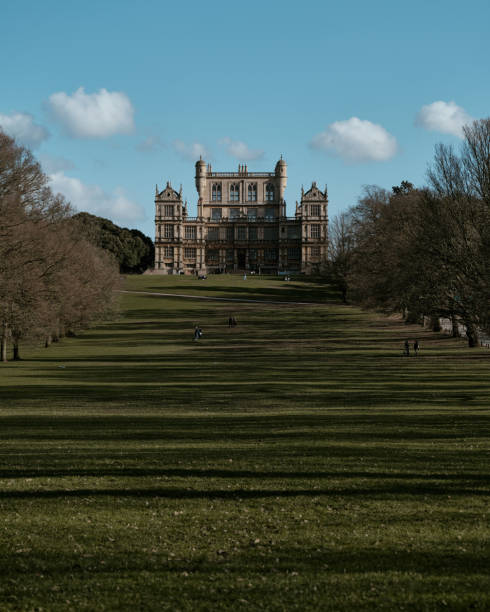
[275,157,287,201]
[195,157,207,199]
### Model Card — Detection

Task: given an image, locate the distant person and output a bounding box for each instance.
[404,339,410,356]
[243,273,247,280]
[413,340,419,356]
[232,316,237,327]
[193,325,202,341]
[228,316,233,328]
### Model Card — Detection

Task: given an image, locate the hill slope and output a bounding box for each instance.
[0,276,489,610]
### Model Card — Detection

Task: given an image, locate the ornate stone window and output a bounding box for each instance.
[184,248,196,259]
[164,205,174,216]
[264,226,278,240]
[185,226,196,239]
[206,249,219,262]
[211,208,222,220]
[164,225,174,239]
[310,205,321,216]
[164,246,174,257]
[288,247,300,259]
[237,226,247,240]
[264,248,278,261]
[310,224,321,238]
[310,246,321,257]
[266,183,275,201]
[247,183,257,202]
[229,184,239,202]
[207,227,219,240]
[212,183,222,202]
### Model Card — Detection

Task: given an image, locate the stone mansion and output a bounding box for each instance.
[154,157,328,274]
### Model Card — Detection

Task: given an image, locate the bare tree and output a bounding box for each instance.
[0,131,120,361]
[424,118,490,344]
[328,211,355,303]
[462,118,490,205]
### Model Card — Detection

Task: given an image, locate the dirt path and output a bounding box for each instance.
[118,289,328,306]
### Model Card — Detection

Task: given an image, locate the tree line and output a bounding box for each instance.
[0,131,121,362]
[73,212,154,274]
[328,118,490,347]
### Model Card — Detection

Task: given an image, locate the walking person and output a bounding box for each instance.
[404,339,410,357]
[193,325,202,341]
[413,339,419,356]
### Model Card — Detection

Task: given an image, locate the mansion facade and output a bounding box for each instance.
[154,157,328,274]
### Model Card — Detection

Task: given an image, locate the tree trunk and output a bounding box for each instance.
[451,314,460,337]
[12,341,21,361]
[430,316,441,332]
[1,323,8,363]
[465,324,478,348]
[405,311,420,324]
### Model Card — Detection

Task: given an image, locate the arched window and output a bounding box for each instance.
[212,183,222,202]
[248,183,257,202]
[230,184,239,202]
[266,183,275,202]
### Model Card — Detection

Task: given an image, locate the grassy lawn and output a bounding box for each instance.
[0,274,489,610]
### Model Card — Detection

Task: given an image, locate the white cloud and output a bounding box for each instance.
[47,87,134,138]
[415,100,473,138]
[39,154,75,174]
[0,112,49,148]
[219,137,264,161]
[49,172,145,225]
[310,117,398,163]
[173,140,210,160]
[136,135,164,152]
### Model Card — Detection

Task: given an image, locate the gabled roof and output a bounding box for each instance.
[156,181,181,201]
[302,181,327,202]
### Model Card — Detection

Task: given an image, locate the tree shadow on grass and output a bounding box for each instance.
[1,481,490,500]
[1,378,487,411]
[1,411,489,432]
[1,546,488,581]
[0,467,489,482]
[1,474,490,501]
[0,412,489,477]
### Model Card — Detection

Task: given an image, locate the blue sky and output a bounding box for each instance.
[1,0,489,237]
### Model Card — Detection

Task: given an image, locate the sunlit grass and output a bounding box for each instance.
[0,275,489,610]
